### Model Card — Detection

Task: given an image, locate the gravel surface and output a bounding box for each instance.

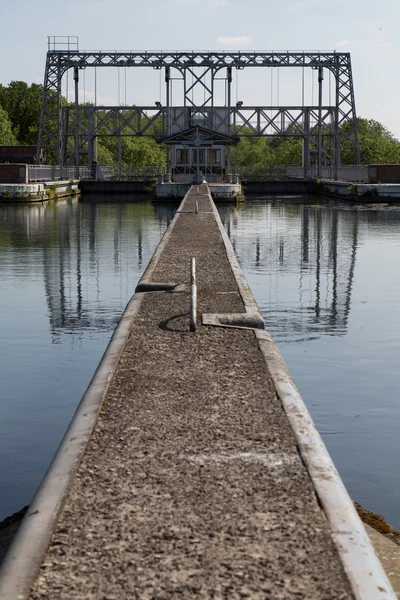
[30,186,354,599]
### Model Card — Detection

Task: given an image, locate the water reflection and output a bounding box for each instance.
[0,200,176,342]
[1,195,400,529]
[219,200,359,341]
[0,197,175,521]
[219,196,400,529]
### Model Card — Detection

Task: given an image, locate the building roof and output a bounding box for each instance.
[159,125,239,146]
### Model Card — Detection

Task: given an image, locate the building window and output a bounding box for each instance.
[193,149,205,164]
[208,149,221,165]
[176,149,190,164]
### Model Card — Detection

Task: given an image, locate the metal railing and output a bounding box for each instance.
[232,165,295,181]
[232,164,369,182]
[47,36,79,52]
[287,165,369,182]
[172,165,230,183]
[96,165,165,181]
[28,165,92,182]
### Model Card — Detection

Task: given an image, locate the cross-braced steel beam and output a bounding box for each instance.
[37,47,360,175]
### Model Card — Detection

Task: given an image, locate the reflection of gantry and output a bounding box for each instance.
[38,38,360,179]
[219,203,359,340]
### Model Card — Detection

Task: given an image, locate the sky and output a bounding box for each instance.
[1,0,400,138]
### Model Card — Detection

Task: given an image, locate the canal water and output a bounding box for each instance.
[0,194,399,529]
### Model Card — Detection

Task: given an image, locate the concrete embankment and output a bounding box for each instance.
[0,180,80,202]
[0,185,396,599]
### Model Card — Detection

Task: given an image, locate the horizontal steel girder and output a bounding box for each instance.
[63,105,336,138]
[37,50,360,167]
[46,50,352,72]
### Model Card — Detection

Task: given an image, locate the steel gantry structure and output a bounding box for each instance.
[38,38,361,179]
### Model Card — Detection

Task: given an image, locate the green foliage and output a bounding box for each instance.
[0,105,17,144]
[94,135,165,167]
[232,118,400,167]
[341,118,400,165]
[1,79,399,169]
[122,137,166,166]
[232,135,302,166]
[0,81,43,144]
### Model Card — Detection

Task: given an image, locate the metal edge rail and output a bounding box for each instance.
[0,191,190,600]
[207,186,396,600]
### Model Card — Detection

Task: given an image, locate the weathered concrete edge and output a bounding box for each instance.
[0,192,190,600]
[207,188,263,318]
[135,192,188,289]
[255,330,396,600]
[209,191,396,600]
[0,294,145,600]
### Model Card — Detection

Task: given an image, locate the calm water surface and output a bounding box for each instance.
[219,196,400,528]
[0,197,176,521]
[0,194,399,528]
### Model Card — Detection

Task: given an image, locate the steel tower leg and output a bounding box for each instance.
[317,67,323,179]
[74,66,80,179]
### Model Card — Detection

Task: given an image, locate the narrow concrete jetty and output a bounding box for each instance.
[0,185,396,599]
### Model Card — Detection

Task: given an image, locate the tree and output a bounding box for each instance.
[0,105,17,144]
[340,118,400,165]
[0,81,43,144]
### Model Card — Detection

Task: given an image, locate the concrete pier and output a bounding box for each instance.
[0,185,396,599]
[0,180,80,202]
[155,182,242,200]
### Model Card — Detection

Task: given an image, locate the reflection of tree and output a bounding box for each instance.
[0,200,176,342]
[219,201,361,341]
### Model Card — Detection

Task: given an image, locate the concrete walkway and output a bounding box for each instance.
[23,184,355,599]
[2,184,396,599]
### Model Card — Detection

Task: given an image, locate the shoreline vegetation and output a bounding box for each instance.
[2,82,400,167]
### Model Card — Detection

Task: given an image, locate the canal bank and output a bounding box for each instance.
[0,180,80,202]
[0,185,395,599]
[243,179,400,200]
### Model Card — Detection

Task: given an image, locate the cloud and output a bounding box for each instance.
[377,41,394,48]
[286,0,323,14]
[176,0,227,4]
[336,40,351,49]
[217,36,251,48]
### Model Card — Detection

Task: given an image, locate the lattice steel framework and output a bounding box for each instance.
[38,46,360,176]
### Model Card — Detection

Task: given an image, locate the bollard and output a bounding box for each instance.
[190,258,197,332]
[195,199,199,214]
[196,187,199,195]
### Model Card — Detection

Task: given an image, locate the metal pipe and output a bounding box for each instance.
[303,109,310,179]
[334,61,341,179]
[57,66,63,167]
[74,66,79,179]
[190,257,197,332]
[94,67,98,165]
[87,108,93,175]
[196,144,200,184]
[117,135,122,179]
[317,66,323,179]
[165,66,171,179]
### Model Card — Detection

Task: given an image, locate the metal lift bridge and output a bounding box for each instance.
[38,37,360,180]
